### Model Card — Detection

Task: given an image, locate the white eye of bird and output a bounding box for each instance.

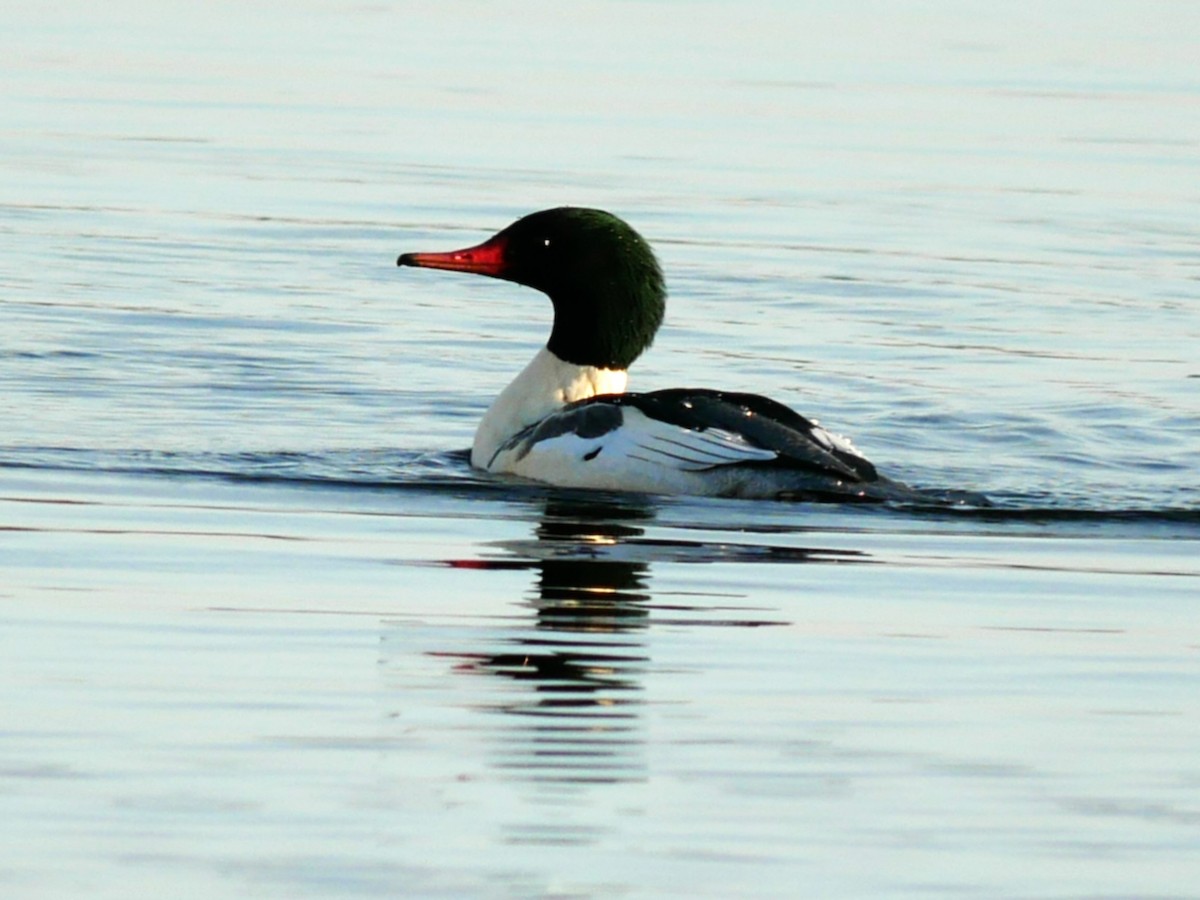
[542,238,551,247]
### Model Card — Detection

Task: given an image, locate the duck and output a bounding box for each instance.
[397,206,931,503]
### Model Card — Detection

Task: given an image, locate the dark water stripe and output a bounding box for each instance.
[1,448,1197,527]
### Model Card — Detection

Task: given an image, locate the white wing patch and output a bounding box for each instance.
[487,406,780,493]
[807,420,868,461]
[616,411,778,472]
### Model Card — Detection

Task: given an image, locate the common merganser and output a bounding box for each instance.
[398,207,926,502]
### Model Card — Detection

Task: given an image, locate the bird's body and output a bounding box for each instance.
[398,207,932,502]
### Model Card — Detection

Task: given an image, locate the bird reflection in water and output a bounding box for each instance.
[436,493,871,793]
[447,496,656,788]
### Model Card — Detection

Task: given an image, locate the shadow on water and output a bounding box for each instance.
[425,495,869,794]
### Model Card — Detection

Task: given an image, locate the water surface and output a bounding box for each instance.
[3,2,1199,897]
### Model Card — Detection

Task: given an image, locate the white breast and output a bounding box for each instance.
[471,348,627,469]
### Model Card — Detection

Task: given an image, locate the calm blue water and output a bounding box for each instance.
[3,2,1199,897]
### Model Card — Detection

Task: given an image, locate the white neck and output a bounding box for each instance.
[471,347,628,469]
